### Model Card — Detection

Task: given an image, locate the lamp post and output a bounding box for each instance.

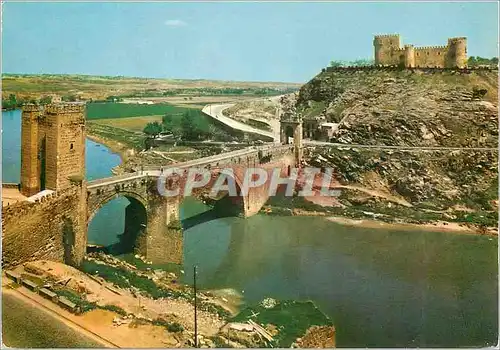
[194,265,198,348]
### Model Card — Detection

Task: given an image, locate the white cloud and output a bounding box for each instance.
[165,19,187,27]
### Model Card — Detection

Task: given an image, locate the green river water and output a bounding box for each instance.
[2,110,498,347]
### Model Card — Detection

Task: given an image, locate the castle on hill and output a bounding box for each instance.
[373,34,467,68]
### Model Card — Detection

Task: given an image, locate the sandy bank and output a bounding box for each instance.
[86,133,128,163]
[326,215,498,236]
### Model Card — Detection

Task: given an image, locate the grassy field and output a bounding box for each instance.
[2,74,301,100]
[93,115,164,132]
[86,102,190,120]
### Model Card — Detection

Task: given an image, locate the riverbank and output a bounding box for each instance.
[264,196,498,237]
[86,128,132,162]
[325,215,498,236]
[4,256,335,348]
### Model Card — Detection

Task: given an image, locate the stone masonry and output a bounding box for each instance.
[374,34,467,68]
[20,103,86,196]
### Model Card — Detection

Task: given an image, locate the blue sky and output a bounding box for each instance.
[2,1,498,83]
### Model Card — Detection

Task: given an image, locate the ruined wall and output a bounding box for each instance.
[2,184,87,268]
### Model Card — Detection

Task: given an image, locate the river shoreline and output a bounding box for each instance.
[325,215,498,236]
[86,133,127,163]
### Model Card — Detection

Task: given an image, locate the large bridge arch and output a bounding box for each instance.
[87,190,149,255]
[87,190,148,223]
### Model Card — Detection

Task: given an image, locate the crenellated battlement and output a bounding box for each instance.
[2,185,82,221]
[45,103,86,115]
[414,45,448,50]
[448,37,467,42]
[22,104,43,112]
[374,34,400,39]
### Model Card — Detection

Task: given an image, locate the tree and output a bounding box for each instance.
[39,95,52,105]
[143,121,163,138]
[468,56,499,67]
[329,60,345,68]
[181,111,203,140]
[162,114,174,132]
[351,59,374,66]
[62,94,77,102]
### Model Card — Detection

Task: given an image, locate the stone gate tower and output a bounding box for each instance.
[279,105,303,164]
[20,103,86,196]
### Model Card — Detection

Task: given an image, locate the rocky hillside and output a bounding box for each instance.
[297,69,498,148]
[296,68,498,229]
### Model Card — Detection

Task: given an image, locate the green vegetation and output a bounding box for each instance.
[143,121,163,137]
[80,260,185,299]
[86,102,190,120]
[468,56,498,67]
[329,59,374,67]
[81,257,230,320]
[152,318,184,332]
[101,304,128,316]
[1,93,49,110]
[53,288,97,314]
[231,300,333,348]
[87,122,146,150]
[39,95,53,105]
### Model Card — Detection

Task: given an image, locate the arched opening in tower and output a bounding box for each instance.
[38,136,46,191]
[285,125,294,144]
[87,196,147,256]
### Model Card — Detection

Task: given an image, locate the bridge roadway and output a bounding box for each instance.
[87,144,292,189]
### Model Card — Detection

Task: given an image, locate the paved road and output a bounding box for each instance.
[202,103,276,141]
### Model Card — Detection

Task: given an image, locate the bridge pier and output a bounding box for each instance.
[139,195,183,265]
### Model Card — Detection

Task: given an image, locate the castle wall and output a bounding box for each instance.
[2,184,87,268]
[414,46,447,68]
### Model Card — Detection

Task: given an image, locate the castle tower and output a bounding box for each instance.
[446,37,467,68]
[280,110,303,164]
[20,104,43,196]
[373,34,401,66]
[20,103,86,196]
[404,45,415,68]
[43,103,86,191]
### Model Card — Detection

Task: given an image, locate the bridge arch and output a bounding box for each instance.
[87,189,149,255]
[87,190,148,223]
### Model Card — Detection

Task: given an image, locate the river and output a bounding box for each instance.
[1,109,498,347]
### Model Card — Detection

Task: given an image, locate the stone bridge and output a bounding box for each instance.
[2,102,302,269]
[85,144,295,264]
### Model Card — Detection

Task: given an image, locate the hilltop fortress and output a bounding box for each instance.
[373,34,467,68]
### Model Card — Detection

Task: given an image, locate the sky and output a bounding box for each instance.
[1,1,498,83]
